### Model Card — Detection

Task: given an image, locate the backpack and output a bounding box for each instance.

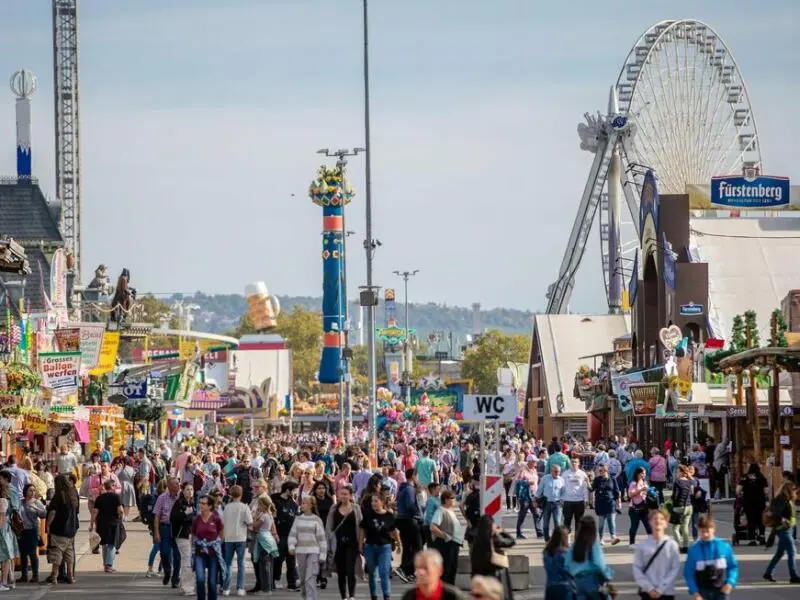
[464,489,481,526]
[139,493,156,526]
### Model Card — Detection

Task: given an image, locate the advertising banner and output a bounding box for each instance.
[611,371,644,413]
[69,322,106,373]
[54,328,81,352]
[39,351,81,394]
[89,331,120,376]
[629,382,660,416]
[710,175,790,209]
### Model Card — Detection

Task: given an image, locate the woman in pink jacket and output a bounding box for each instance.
[88,461,121,511]
[648,448,668,505]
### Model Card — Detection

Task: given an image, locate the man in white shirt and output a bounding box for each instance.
[561,456,589,535]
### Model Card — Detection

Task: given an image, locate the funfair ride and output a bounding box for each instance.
[545,19,763,315]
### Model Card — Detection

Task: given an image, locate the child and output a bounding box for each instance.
[543,525,573,600]
[684,515,738,600]
[288,496,327,600]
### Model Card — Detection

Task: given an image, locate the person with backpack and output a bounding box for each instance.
[684,515,738,600]
[633,509,681,600]
[763,481,800,584]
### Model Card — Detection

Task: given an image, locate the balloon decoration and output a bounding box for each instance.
[376,387,460,440]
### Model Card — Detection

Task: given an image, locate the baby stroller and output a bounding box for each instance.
[730,493,756,546]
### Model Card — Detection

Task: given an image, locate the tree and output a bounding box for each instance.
[460,329,530,393]
[228,313,257,338]
[730,314,746,352]
[770,308,788,348]
[744,309,759,349]
[273,306,323,386]
[350,344,386,380]
[137,296,172,325]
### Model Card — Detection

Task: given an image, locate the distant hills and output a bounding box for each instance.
[169,292,536,338]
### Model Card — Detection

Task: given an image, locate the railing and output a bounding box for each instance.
[0,175,39,185]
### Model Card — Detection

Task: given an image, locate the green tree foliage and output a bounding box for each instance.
[743,309,759,349]
[228,313,257,338]
[460,330,530,393]
[730,314,746,352]
[770,308,788,347]
[350,344,386,381]
[273,306,323,386]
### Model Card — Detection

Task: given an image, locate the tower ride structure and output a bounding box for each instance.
[545,19,762,314]
[52,0,83,281]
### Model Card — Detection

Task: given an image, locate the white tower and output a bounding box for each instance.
[9,69,37,180]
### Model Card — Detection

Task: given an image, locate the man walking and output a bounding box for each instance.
[152,477,181,588]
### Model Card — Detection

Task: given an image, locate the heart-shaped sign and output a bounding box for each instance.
[659,325,683,350]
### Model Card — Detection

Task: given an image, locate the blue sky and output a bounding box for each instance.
[0,1,797,311]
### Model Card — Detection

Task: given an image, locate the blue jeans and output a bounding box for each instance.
[363,543,392,598]
[223,541,246,591]
[148,541,161,569]
[765,528,798,578]
[102,544,115,568]
[697,590,729,600]
[597,513,616,540]
[159,523,181,585]
[195,553,219,600]
[516,499,543,537]
[18,528,39,578]
[541,501,563,542]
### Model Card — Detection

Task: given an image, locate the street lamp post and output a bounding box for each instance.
[361,0,381,465]
[317,148,363,443]
[393,270,419,402]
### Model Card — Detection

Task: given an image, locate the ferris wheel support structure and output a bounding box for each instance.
[545,19,763,314]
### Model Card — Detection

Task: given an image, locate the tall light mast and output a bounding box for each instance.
[52,0,82,281]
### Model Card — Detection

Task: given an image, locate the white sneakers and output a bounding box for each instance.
[237,590,246,597]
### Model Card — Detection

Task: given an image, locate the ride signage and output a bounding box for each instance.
[39,351,81,393]
[462,394,518,422]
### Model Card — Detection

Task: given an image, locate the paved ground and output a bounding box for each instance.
[3,501,799,599]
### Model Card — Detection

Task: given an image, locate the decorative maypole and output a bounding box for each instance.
[9,69,37,179]
[309,165,354,384]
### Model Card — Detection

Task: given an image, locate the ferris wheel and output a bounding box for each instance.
[545,19,763,314]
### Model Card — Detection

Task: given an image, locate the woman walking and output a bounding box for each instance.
[191,494,226,600]
[115,457,137,520]
[326,486,361,600]
[633,509,681,600]
[763,481,800,584]
[18,484,46,583]
[312,482,333,589]
[471,515,516,600]
[251,495,278,594]
[171,482,196,596]
[429,490,464,584]
[648,449,668,505]
[543,526,572,600]
[44,474,79,585]
[737,463,768,545]
[590,463,620,545]
[359,494,401,600]
[628,467,652,545]
[565,516,613,600]
[671,465,695,553]
[288,496,327,600]
[92,479,124,572]
[222,485,253,597]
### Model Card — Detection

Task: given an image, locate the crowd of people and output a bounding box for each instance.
[0,428,794,599]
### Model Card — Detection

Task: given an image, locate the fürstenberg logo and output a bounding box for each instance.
[717,180,784,202]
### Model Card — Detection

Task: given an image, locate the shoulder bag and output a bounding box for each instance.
[637,541,667,600]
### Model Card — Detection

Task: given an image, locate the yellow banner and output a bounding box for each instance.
[89,331,120,376]
[179,339,216,360]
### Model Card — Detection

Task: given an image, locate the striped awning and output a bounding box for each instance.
[190,390,229,410]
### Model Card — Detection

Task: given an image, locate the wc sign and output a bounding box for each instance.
[462,394,518,422]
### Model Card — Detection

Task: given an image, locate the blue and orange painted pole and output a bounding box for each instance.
[309,166,353,384]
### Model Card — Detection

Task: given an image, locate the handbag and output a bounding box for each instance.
[638,541,667,600]
[490,550,509,569]
[10,512,24,536]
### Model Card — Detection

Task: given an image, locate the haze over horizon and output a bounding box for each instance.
[0,1,797,313]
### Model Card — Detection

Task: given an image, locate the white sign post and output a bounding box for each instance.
[462,394,518,423]
[463,395,517,513]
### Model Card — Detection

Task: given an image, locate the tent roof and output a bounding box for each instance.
[534,314,631,415]
[689,217,800,342]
